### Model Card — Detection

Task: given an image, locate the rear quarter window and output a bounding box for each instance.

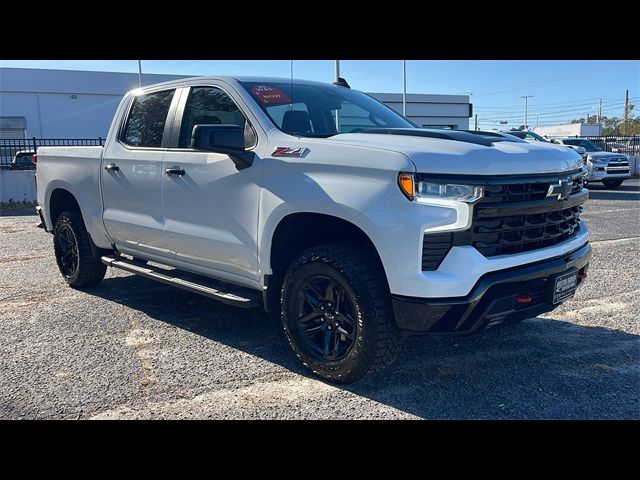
[122,89,175,148]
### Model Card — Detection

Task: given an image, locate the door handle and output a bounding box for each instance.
[105,163,120,172]
[165,166,186,176]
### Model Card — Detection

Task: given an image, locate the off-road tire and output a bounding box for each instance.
[280,243,402,383]
[53,210,107,288]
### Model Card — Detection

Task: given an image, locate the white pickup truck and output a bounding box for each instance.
[35,76,591,382]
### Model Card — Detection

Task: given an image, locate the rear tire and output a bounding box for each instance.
[602,179,623,189]
[53,210,107,288]
[280,243,402,383]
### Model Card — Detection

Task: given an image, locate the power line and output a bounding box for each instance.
[472,66,612,97]
[474,96,625,110]
[475,100,636,121]
[475,98,637,115]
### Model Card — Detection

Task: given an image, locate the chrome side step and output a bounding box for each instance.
[101,255,261,308]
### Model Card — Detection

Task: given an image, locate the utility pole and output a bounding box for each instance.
[474,114,478,131]
[137,60,143,88]
[597,98,602,124]
[623,89,629,135]
[402,60,407,117]
[520,95,533,130]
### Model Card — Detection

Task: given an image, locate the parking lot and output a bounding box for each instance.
[1,180,639,419]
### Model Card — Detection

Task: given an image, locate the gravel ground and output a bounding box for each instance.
[0,180,638,419]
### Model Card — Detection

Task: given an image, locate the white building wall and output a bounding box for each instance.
[0,93,42,137]
[37,93,122,138]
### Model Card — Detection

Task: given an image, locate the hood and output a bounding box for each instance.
[330,131,583,175]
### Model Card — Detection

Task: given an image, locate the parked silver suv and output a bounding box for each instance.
[551,138,630,189]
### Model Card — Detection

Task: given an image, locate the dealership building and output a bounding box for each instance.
[0,67,471,139]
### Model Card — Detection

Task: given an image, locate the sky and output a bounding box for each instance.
[1,60,638,130]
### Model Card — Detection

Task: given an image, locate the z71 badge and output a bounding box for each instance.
[272,146,309,158]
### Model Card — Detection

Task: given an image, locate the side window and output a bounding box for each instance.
[178,87,252,148]
[122,89,175,148]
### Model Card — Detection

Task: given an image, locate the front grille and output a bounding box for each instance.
[421,173,587,270]
[480,176,584,203]
[465,205,581,256]
[605,158,630,172]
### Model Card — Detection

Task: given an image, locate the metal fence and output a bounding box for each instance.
[0,137,104,168]
[0,138,104,206]
[577,135,640,157]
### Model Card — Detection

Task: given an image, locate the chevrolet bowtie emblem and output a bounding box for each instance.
[547,179,573,200]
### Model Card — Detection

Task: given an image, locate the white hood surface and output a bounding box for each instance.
[330,132,584,176]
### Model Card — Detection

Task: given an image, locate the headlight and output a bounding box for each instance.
[398,173,484,203]
[587,155,606,164]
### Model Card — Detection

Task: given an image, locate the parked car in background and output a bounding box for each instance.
[618,138,640,154]
[551,138,630,188]
[606,141,631,153]
[505,130,549,143]
[507,130,588,158]
[10,150,36,170]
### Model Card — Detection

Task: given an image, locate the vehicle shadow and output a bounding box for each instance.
[89,275,640,419]
[587,182,640,201]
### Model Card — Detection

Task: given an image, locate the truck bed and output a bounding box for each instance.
[36,145,109,247]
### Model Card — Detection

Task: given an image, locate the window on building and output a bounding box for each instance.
[122,89,175,148]
[178,87,252,148]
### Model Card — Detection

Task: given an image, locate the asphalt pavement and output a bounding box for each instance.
[1,180,638,419]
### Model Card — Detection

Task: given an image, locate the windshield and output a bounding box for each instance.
[526,131,548,142]
[240,81,414,137]
[508,131,548,142]
[563,139,601,152]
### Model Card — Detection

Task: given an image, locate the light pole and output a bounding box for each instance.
[402,60,407,117]
[334,60,340,82]
[535,113,540,129]
[520,95,533,130]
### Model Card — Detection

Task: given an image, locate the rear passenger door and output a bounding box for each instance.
[160,84,262,286]
[101,88,179,258]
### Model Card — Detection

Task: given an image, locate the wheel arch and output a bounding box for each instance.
[48,187,83,226]
[264,211,388,313]
[48,187,111,259]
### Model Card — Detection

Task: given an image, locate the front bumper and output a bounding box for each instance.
[392,242,591,334]
[587,169,631,181]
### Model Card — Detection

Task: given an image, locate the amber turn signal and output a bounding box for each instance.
[398,173,415,200]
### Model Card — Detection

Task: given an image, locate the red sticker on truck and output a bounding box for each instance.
[251,85,292,105]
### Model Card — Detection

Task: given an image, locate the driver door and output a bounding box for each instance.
[160,85,262,284]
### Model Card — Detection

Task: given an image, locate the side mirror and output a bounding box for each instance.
[191,124,253,170]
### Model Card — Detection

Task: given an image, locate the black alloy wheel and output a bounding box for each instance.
[56,224,80,278]
[295,274,357,362]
